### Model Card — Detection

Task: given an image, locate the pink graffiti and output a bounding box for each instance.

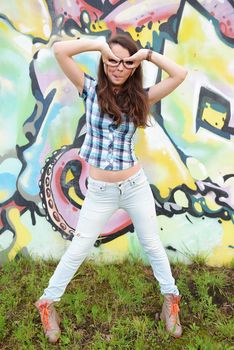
[53,0,234,38]
[41,147,132,238]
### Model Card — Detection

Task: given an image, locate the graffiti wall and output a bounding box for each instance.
[0,0,233,267]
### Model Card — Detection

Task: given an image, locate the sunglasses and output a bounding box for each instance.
[107,58,135,69]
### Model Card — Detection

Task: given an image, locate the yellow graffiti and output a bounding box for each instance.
[202,103,226,130]
[135,126,196,198]
[90,20,108,33]
[6,207,32,261]
[68,187,84,207]
[0,0,51,40]
[205,196,222,212]
[194,201,203,213]
[127,22,161,47]
[0,191,8,202]
[177,4,234,85]
[207,220,234,267]
[164,2,234,147]
[65,164,84,206]
[98,234,129,262]
[65,168,74,183]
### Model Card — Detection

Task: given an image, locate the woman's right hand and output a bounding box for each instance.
[101,43,120,66]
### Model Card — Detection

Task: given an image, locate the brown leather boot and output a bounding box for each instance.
[35,299,61,343]
[160,294,182,338]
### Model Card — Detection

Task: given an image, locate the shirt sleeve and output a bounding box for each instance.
[79,73,97,100]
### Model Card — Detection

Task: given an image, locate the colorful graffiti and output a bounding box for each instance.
[0,0,233,267]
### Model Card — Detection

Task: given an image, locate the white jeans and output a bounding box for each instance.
[41,168,179,301]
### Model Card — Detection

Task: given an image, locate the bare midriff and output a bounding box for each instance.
[89,162,142,182]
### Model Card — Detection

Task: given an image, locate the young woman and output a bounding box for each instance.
[35,34,187,343]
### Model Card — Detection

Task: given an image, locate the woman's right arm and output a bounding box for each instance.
[53,39,116,94]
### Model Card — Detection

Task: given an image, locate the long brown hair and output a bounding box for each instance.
[97,34,149,128]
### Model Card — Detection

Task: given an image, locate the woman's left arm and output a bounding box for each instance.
[128,49,187,106]
[146,49,187,105]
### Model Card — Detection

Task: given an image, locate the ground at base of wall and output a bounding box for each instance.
[0,255,233,350]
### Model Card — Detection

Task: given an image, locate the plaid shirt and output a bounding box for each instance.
[79,73,138,171]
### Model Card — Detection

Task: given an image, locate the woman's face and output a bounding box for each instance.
[105,44,133,87]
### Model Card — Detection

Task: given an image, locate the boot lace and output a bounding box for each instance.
[39,302,52,331]
[170,296,180,322]
[171,302,180,316]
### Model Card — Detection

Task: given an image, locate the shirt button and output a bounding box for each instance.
[106,164,113,170]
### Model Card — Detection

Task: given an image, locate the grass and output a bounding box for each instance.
[0,254,233,350]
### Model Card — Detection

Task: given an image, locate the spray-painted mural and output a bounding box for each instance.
[0,0,233,267]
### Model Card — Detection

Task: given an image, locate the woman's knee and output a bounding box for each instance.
[139,236,164,252]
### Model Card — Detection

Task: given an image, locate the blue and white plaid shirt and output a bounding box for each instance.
[79,73,138,171]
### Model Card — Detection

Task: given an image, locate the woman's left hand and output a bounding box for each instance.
[123,49,148,68]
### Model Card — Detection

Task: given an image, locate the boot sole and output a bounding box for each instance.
[158,313,182,338]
